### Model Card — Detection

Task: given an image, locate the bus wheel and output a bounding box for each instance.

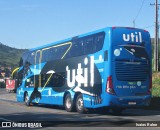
[64,94,74,112]
[76,94,84,113]
[24,93,30,106]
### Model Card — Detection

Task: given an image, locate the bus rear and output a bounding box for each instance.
[106,27,152,108]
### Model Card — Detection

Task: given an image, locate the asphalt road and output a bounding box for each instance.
[0,88,160,130]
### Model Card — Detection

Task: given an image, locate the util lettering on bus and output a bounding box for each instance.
[66,56,94,88]
[123,32,142,43]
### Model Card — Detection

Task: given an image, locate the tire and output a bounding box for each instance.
[24,92,30,106]
[64,93,74,112]
[76,94,85,113]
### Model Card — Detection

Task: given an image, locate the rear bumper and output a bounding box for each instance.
[107,95,151,108]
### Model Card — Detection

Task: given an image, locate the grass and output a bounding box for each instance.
[145,72,160,110]
[152,72,160,97]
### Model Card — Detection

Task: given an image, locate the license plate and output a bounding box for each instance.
[128,102,136,105]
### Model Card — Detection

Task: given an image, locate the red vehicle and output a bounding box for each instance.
[6,79,16,93]
[6,67,19,93]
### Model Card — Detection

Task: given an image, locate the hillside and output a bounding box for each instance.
[0,43,27,68]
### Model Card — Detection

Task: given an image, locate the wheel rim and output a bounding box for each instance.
[25,94,29,104]
[66,97,71,109]
[77,97,83,111]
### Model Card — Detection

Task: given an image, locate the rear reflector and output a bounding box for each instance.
[106,76,116,95]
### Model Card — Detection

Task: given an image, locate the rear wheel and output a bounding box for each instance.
[24,92,30,106]
[76,94,85,113]
[64,94,74,112]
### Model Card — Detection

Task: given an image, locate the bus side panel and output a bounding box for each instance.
[29,88,64,105]
[82,52,104,108]
[17,88,24,102]
[17,86,34,102]
[100,28,113,107]
[83,28,112,108]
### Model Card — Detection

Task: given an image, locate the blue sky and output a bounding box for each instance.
[0,0,155,49]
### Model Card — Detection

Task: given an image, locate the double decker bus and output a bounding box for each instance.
[16,27,152,114]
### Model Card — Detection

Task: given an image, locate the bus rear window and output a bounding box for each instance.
[124,45,149,60]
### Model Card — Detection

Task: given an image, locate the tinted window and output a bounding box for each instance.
[83,37,94,55]
[66,32,105,58]
[23,32,105,64]
[124,46,149,60]
[27,52,35,65]
[20,52,29,66]
[94,34,105,52]
[41,73,65,87]
[68,40,83,57]
[19,58,23,67]
[35,51,40,64]
[42,44,70,62]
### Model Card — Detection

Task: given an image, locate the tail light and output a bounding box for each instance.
[148,76,152,94]
[106,76,116,95]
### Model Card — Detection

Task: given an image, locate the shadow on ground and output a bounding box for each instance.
[143,97,160,111]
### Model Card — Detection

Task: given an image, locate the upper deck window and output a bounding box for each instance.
[66,32,105,58]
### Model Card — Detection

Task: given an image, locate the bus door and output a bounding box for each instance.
[34,50,42,88]
[35,50,51,103]
[30,50,44,103]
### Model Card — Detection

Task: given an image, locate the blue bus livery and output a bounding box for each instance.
[16,27,152,114]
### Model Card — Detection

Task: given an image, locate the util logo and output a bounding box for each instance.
[123,32,142,43]
[66,56,94,88]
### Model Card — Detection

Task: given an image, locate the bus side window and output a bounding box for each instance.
[65,40,82,58]
[42,49,49,62]
[41,73,65,87]
[54,47,62,60]
[94,34,104,52]
[25,76,34,88]
[41,74,46,87]
[50,73,65,87]
[83,37,94,55]
[59,45,70,58]
[19,58,23,67]
[23,61,31,77]
[104,50,108,61]
[72,41,82,57]
[50,48,57,60]
[17,69,24,86]
[27,52,35,65]
[20,52,29,66]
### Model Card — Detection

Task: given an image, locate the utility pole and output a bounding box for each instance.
[133,20,135,28]
[151,0,159,71]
